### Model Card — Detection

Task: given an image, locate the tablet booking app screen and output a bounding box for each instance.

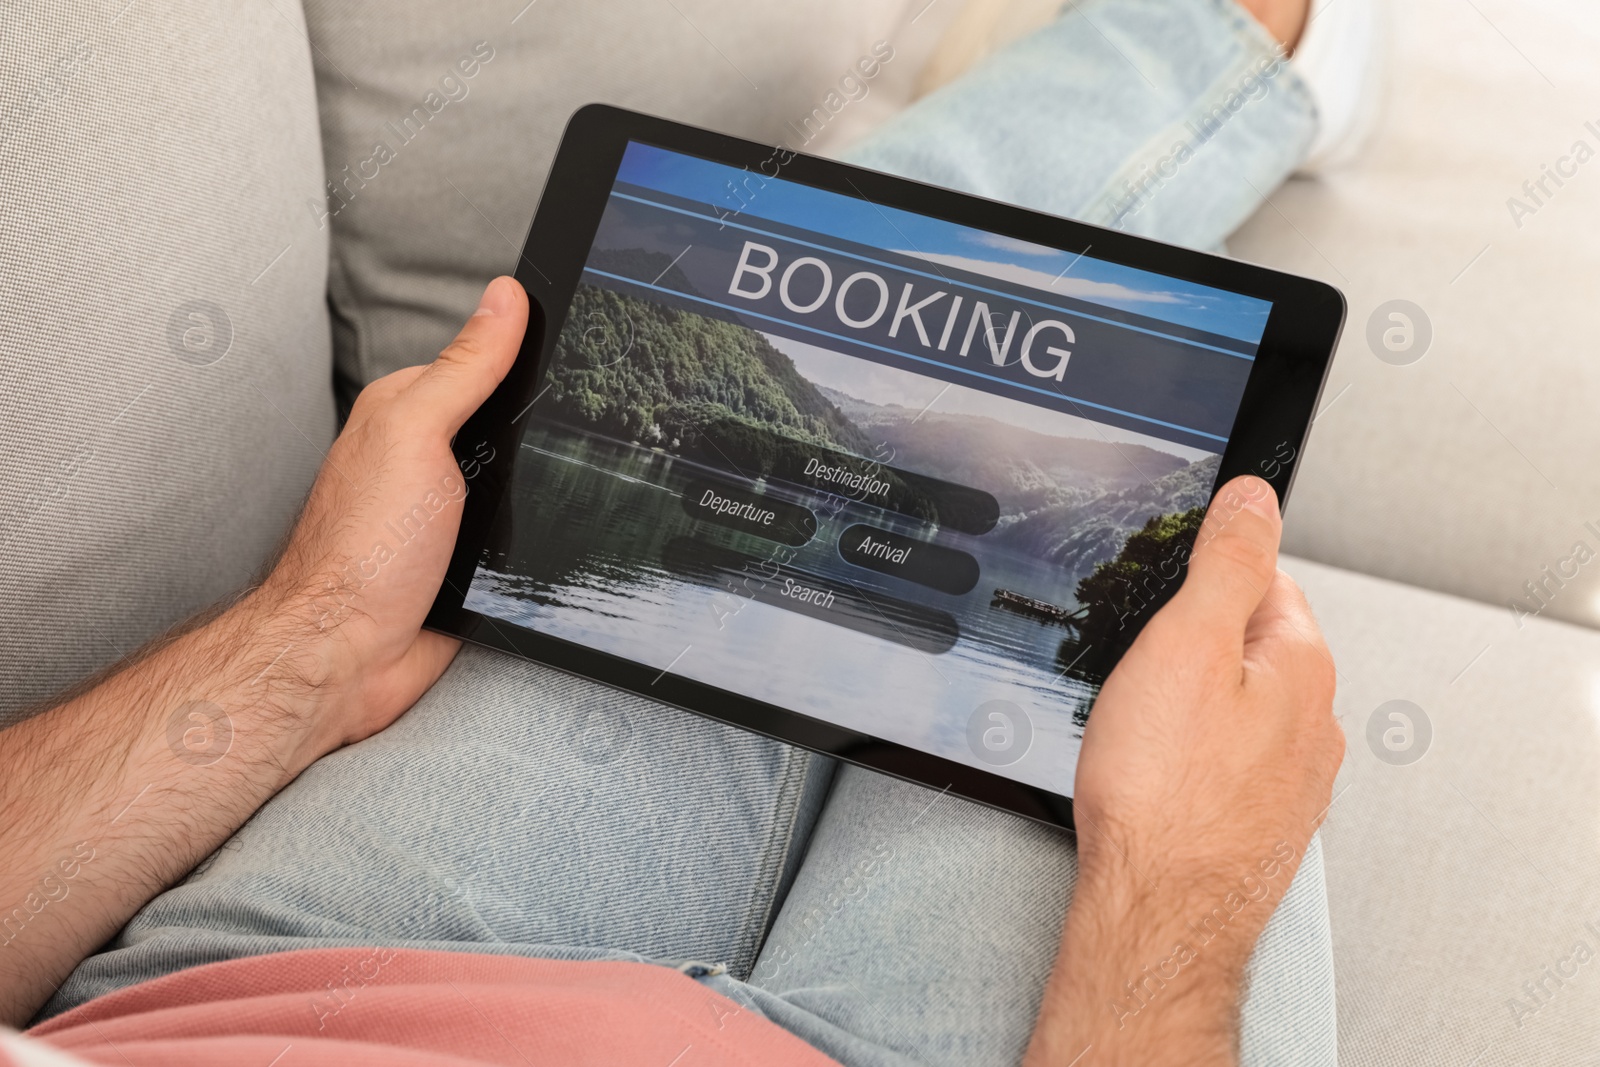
[465,141,1272,797]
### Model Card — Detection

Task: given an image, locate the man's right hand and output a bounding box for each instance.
[1026,475,1345,1067]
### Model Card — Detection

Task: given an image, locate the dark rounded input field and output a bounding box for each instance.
[682,478,817,547]
[836,523,980,595]
[680,418,1001,535]
[662,537,960,655]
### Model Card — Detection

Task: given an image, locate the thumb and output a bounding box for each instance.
[405,276,528,434]
[1169,475,1283,638]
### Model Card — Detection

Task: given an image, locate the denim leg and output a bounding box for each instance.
[707,767,1334,1067]
[697,2,1332,1064]
[43,647,836,1017]
[843,0,1317,252]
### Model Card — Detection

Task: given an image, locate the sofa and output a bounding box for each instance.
[3,0,1595,1062]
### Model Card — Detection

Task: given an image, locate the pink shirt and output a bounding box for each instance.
[8,948,841,1067]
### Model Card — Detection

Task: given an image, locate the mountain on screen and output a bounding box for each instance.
[545,267,868,453]
[815,385,1218,582]
[815,387,1189,513]
[994,455,1221,579]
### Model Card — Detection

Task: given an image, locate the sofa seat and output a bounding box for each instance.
[1287,554,1600,1065]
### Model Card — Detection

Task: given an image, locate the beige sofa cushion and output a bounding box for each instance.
[0,1,334,721]
[1287,553,1600,1066]
[299,0,949,406]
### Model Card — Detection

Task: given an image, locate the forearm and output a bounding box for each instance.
[0,276,526,1026]
[1024,864,1256,1067]
[0,586,335,1025]
[1021,473,1340,1064]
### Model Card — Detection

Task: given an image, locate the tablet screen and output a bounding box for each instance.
[465,141,1273,797]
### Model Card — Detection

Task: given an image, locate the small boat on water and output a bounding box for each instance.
[990,588,1079,626]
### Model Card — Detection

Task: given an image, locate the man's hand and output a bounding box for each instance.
[1025,475,1345,1067]
[0,277,527,1026]
[256,274,527,757]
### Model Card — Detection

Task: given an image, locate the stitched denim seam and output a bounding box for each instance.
[733,745,812,977]
[1078,0,1317,227]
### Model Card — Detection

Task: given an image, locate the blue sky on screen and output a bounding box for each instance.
[616,141,1273,344]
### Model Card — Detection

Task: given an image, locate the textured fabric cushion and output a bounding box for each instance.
[1285,553,1600,1067]
[297,0,956,407]
[1231,0,1600,631]
[0,1,334,722]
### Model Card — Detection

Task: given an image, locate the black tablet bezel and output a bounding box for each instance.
[426,103,1346,830]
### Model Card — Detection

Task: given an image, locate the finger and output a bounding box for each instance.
[1169,475,1283,639]
[404,276,528,434]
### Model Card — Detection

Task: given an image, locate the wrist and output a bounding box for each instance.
[205,584,353,778]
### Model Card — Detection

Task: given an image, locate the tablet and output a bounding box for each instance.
[428,104,1344,828]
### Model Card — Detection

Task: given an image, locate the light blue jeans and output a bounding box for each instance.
[47,1,1332,1063]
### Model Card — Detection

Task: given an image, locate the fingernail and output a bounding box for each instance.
[473,276,516,317]
[1240,476,1279,518]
